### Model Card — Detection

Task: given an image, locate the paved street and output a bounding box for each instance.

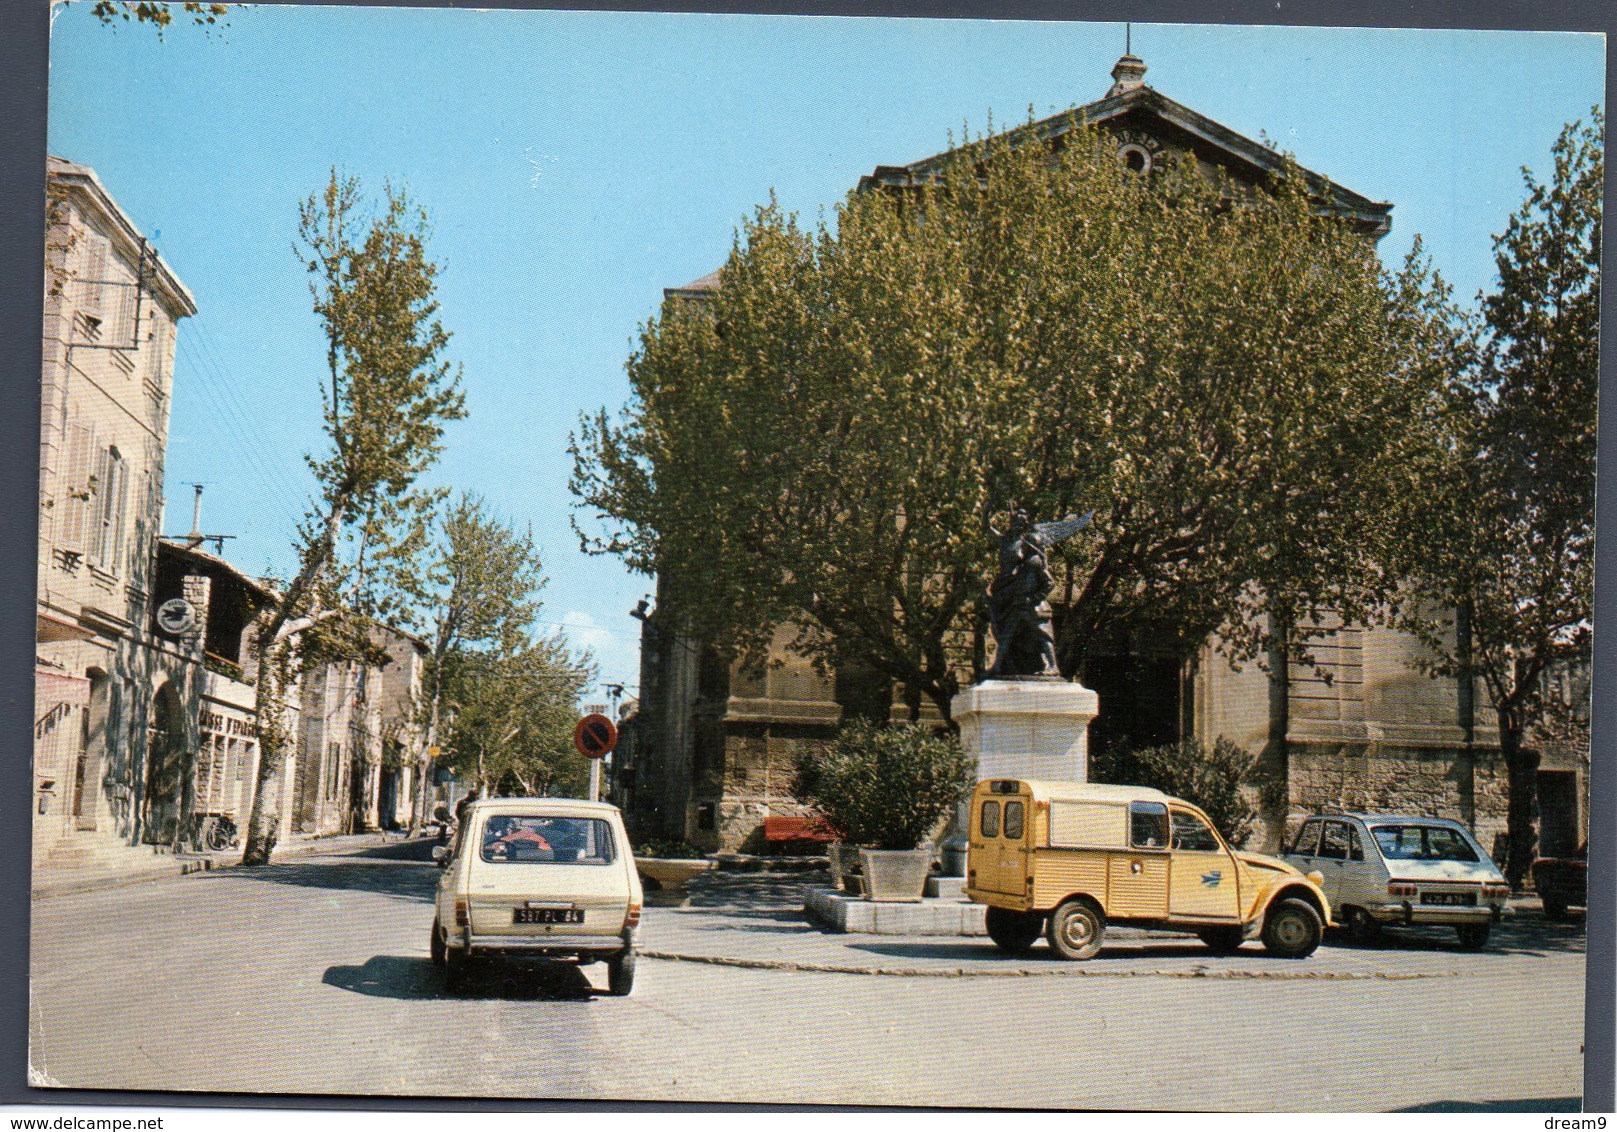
[29,842,1586,1110]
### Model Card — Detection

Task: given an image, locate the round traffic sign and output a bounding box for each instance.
[573,713,617,759]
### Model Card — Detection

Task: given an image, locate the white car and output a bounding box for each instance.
[431,797,643,995]
[1283,813,1511,949]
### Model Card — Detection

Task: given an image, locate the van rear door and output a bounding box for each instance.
[970,782,1030,897]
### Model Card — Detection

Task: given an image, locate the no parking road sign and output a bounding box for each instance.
[573,713,617,760]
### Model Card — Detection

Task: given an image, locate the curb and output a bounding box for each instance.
[30,832,409,901]
[638,949,1460,981]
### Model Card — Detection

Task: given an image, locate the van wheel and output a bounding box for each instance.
[985,907,1043,955]
[430,920,446,969]
[1262,898,1323,959]
[1346,906,1381,945]
[607,948,637,996]
[1454,922,1491,950]
[1045,898,1105,961]
[1197,926,1244,955]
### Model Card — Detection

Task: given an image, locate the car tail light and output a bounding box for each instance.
[625,902,642,929]
[1387,882,1418,898]
[1482,883,1511,898]
[454,897,469,926]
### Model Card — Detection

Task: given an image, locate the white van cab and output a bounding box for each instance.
[1282,812,1510,949]
[431,797,643,994]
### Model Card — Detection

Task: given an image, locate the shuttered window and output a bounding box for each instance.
[90,446,127,571]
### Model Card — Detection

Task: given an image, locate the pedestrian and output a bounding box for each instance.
[454,787,480,829]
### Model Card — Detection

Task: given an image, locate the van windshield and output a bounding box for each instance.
[1369,824,1479,863]
[479,815,617,865]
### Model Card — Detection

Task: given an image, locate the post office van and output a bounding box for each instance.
[966,779,1331,959]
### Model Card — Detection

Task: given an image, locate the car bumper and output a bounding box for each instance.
[1365,902,1510,926]
[450,929,633,958]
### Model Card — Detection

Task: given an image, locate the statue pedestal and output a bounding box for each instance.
[951,677,1099,783]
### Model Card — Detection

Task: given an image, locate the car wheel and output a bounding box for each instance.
[430,920,446,969]
[985,907,1044,955]
[607,948,637,996]
[1262,898,1323,959]
[1454,922,1491,950]
[444,944,470,992]
[1045,897,1105,961]
[1346,906,1382,945]
[1197,926,1244,955]
[1542,896,1569,921]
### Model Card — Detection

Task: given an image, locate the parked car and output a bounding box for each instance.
[1534,843,1588,921]
[431,797,643,995]
[1283,813,1509,949]
[966,779,1331,960]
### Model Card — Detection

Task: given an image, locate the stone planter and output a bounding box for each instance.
[635,857,716,893]
[858,848,932,903]
[826,842,862,893]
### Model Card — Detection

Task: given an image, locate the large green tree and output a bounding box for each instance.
[241,172,465,865]
[572,123,1458,745]
[1398,111,1602,886]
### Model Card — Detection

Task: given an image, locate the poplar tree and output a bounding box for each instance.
[241,172,464,865]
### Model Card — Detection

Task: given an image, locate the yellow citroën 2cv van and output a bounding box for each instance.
[966,779,1331,960]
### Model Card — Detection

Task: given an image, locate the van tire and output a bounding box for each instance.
[1045,898,1105,961]
[607,948,637,996]
[1197,926,1244,954]
[430,920,446,969]
[985,907,1043,955]
[1262,898,1323,959]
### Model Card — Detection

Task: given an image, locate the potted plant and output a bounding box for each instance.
[794,719,975,902]
[632,837,716,897]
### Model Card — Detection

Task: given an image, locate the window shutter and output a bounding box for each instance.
[77,233,108,318]
[58,423,94,552]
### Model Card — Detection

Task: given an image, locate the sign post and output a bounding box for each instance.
[573,713,617,803]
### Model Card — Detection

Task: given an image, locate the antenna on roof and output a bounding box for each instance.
[165,483,237,556]
[1126,22,1131,55]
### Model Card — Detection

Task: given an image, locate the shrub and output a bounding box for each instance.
[1091,736,1259,848]
[794,720,975,851]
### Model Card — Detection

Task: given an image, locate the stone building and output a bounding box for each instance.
[35,156,199,863]
[626,57,1585,856]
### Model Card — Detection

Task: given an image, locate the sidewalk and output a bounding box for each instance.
[29,829,405,900]
[636,868,1574,980]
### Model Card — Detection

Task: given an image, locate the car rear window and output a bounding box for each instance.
[1370,824,1479,863]
[479,815,617,865]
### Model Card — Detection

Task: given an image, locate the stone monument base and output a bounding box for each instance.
[951,676,1099,783]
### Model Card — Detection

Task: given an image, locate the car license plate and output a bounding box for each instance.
[1420,892,1476,906]
[514,907,583,924]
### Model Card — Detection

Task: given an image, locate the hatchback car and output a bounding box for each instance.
[1283,813,1509,949]
[431,797,643,995]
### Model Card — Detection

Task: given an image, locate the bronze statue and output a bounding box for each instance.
[985,508,1091,678]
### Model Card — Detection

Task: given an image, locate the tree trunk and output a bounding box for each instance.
[1499,707,1540,890]
[241,646,288,865]
[1259,610,1292,854]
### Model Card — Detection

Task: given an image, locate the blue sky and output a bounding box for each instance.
[46,6,1605,702]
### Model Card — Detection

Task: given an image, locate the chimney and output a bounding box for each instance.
[1107,54,1148,97]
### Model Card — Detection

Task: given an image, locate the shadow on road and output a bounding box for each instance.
[681,869,828,911]
[1326,916,1585,957]
[1398,1097,1580,1112]
[324,955,597,1001]
[198,858,438,903]
[844,939,1256,963]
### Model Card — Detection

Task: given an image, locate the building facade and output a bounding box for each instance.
[626,58,1584,856]
[35,157,199,862]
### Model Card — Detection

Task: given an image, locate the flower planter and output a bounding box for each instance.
[858,848,932,903]
[826,842,862,893]
[634,857,716,893]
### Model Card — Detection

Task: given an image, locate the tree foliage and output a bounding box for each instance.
[1397,110,1602,885]
[397,493,596,804]
[85,2,231,35]
[1091,736,1260,848]
[241,171,465,865]
[572,121,1460,724]
[793,720,974,850]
